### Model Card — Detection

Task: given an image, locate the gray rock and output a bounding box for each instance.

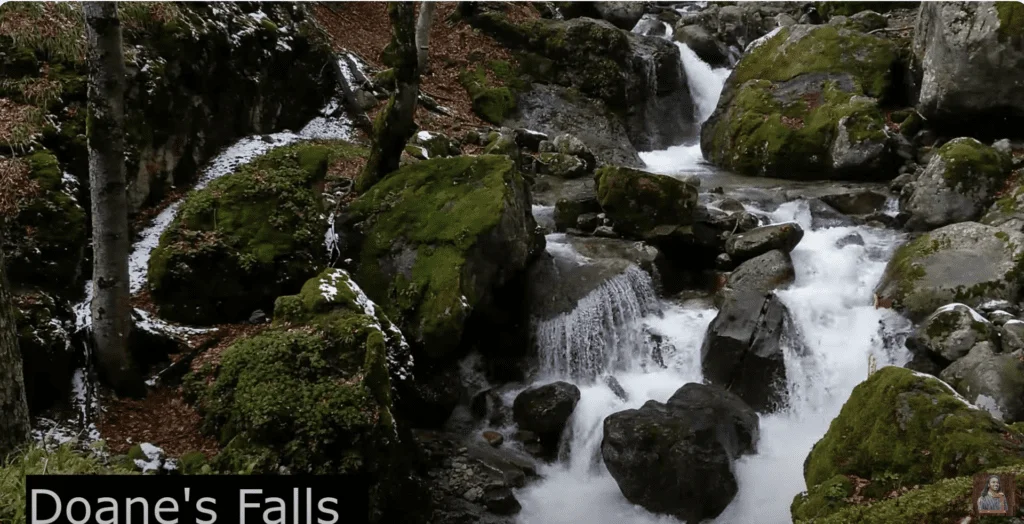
[806,198,857,229]
[483,487,522,515]
[471,388,509,426]
[512,382,581,449]
[724,249,795,297]
[725,222,804,262]
[514,128,549,152]
[905,303,997,364]
[537,152,589,179]
[914,2,1024,136]
[875,222,1024,321]
[940,342,1024,422]
[903,352,944,377]
[675,24,730,67]
[602,382,759,522]
[819,190,888,216]
[902,137,1012,231]
[988,310,1016,326]
[595,1,646,30]
[836,232,865,248]
[845,10,887,32]
[979,299,1020,316]
[553,133,598,171]
[701,291,796,412]
[1001,321,1024,352]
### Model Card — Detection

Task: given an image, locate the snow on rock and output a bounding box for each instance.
[416,130,435,141]
[745,26,781,53]
[134,442,167,473]
[934,303,990,324]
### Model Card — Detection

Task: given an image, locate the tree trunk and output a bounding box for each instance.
[357,2,420,193]
[84,2,139,396]
[416,2,436,75]
[0,241,31,456]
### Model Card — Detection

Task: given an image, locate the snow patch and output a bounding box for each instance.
[416,131,435,141]
[745,27,782,53]
[935,303,989,324]
[134,442,166,473]
[975,395,1006,421]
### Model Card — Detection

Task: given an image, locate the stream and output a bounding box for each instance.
[514,35,915,524]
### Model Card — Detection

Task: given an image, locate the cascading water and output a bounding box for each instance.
[516,33,914,524]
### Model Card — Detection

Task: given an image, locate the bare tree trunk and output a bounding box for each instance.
[357,2,420,192]
[84,2,138,396]
[0,241,31,456]
[416,2,436,75]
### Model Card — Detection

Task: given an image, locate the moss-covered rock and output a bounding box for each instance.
[594,165,698,237]
[342,155,543,360]
[1,149,86,297]
[538,152,588,179]
[800,366,1024,515]
[874,222,1024,322]
[458,61,523,125]
[408,131,460,159]
[791,474,855,522]
[193,268,419,519]
[902,138,1013,231]
[12,289,76,413]
[701,24,900,180]
[148,141,365,325]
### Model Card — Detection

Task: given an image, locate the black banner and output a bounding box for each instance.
[25,475,368,524]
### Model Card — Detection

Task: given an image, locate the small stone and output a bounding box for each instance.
[463,487,484,502]
[483,487,522,515]
[594,225,618,238]
[248,309,267,324]
[482,431,504,447]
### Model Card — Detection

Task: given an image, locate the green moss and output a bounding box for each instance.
[935,137,1011,193]
[458,62,521,125]
[996,2,1024,44]
[594,165,698,236]
[346,155,525,358]
[816,2,919,18]
[148,141,366,324]
[791,474,854,521]
[731,25,898,99]
[804,367,1023,499]
[177,451,211,474]
[1,443,135,524]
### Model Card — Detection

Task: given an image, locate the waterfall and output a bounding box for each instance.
[535,265,660,381]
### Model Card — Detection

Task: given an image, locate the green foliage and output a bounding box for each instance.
[996,2,1024,44]
[347,155,522,358]
[791,474,854,521]
[594,165,698,236]
[1,443,134,524]
[804,367,1024,498]
[148,141,366,324]
[458,61,523,125]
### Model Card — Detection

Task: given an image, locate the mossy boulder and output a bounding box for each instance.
[148,142,364,325]
[796,367,1024,520]
[192,268,419,518]
[791,474,855,522]
[408,131,460,159]
[940,342,1024,423]
[905,303,996,365]
[874,222,1024,322]
[594,165,698,237]
[1,149,86,297]
[701,24,900,180]
[914,2,1024,137]
[458,61,522,125]
[342,155,544,360]
[537,152,588,179]
[982,168,1024,232]
[901,138,1013,231]
[12,289,76,413]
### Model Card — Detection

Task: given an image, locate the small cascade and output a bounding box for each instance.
[535,265,660,381]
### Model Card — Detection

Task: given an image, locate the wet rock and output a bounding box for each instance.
[553,133,599,172]
[471,388,509,426]
[399,365,463,428]
[701,291,796,412]
[675,24,730,67]
[875,222,1024,321]
[512,382,581,451]
[576,212,600,232]
[483,487,522,515]
[514,128,549,152]
[725,222,804,262]
[819,190,888,216]
[537,152,589,179]
[602,383,759,522]
[836,232,865,248]
[941,342,1024,422]
[901,138,1012,231]
[595,1,646,30]
[902,352,944,377]
[594,166,698,237]
[914,2,1024,137]
[482,431,505,448]
[605,375,629,402]
[723,249,795,297]
[806,198,857,229]
[905,304,997,365]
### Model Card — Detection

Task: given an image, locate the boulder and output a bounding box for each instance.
[192,269,419,520]
[594,166,698,237]
[553,133,598,172]
[874,222,1024,321]
[675,24,731,68]
[819,189,888,216]
[901,138,1012,231]
[602,383,759,522]
[905,303,997,365]
[1003,320,1024,352]
[701,291,796,411]
[940,342,1024,423]
[341,155,544,360]
[594,2,646,30]
[554,195,601,232]
[806,198,857,228]
[841,10,888,32]
[149,142,359,325]
[409,131,461,159]
[795,367,1024,520]
[513,128,549,152]
[537,152,588,179]
[472,388,510,426]
[725,222,804,262]
[701,25,900,180]
[512,382,580,450]
[914,2,1024,137]
[724,249,796,297]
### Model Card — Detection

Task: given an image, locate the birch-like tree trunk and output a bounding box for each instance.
[415,2,436,75]
[0,241,31,456]
[357,2,420,192]
[85,2,138,395]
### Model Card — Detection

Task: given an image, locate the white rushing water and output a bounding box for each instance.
[517,37,913,524]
